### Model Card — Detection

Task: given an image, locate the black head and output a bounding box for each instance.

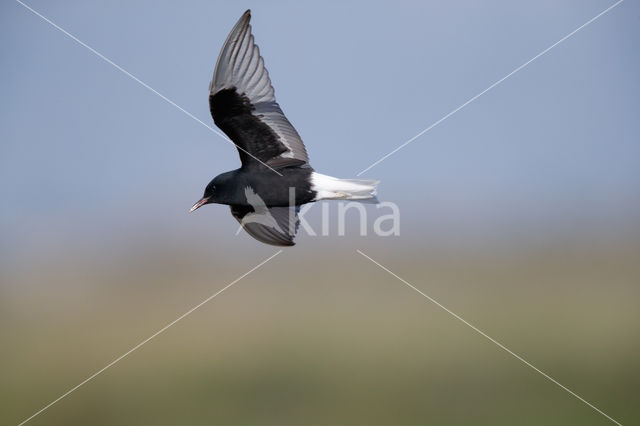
[190,171,237,212]
[189,179,218,213]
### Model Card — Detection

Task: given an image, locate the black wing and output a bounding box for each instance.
[230,204,300,246]
[210,10,309,169]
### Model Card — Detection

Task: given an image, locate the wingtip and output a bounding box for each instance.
[243,9,251,19]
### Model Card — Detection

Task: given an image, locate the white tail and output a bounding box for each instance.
[310,172,380,203]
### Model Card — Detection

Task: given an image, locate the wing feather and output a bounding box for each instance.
[209,10,309,169]
[230,204,300,246]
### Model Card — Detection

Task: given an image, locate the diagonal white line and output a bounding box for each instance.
[15,0,283,176]
[356,0,624,176]
[356,249,623,426]
[17,250,283,426]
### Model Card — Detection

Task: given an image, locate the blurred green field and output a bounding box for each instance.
[2,240,639,425]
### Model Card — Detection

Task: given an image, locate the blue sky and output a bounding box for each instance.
[1,0,638,252]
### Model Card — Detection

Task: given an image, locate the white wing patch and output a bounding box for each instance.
[238,186,284,233]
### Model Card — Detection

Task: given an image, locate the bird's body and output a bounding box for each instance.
[191,10,379,246]
[205,167,315,207]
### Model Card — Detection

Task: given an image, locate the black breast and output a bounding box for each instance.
[234,166,316,207]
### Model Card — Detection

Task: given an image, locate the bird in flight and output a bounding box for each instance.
[190,10,379,246]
